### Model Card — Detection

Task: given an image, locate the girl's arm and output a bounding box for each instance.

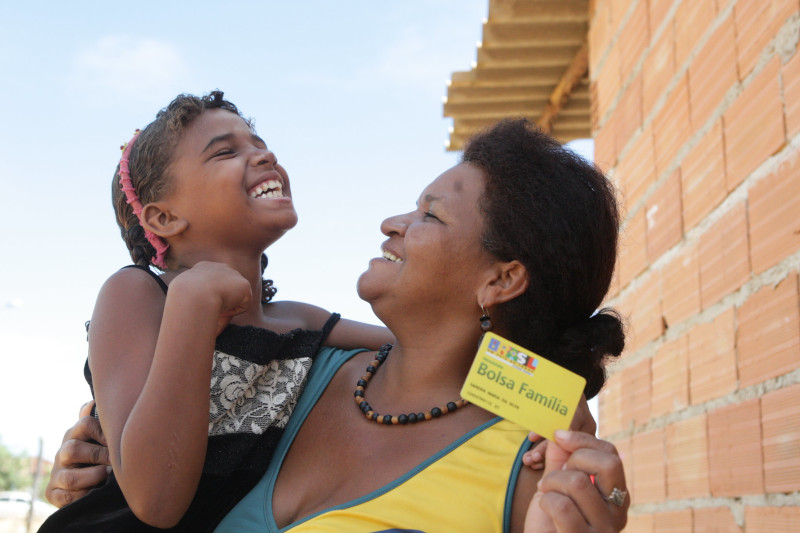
[89,263,250,528]
[324,317,394,350]
[272,301,394,351]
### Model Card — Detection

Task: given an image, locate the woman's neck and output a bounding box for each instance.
[364,318,483,409]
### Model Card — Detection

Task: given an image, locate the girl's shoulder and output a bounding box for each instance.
[97,266,170,307]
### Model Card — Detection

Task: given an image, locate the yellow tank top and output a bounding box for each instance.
[216,348,532,533]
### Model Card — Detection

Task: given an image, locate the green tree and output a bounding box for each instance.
[0,439,32,491]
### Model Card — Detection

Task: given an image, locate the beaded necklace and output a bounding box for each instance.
[354,343,469,425]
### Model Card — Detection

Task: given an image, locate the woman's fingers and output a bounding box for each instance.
[46,465,109,508]
[46,406,112,508]
[537,430,628,532]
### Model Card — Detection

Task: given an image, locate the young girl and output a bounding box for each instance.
[39,91,391,532]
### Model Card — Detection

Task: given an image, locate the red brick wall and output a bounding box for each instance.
[590,0,800,530]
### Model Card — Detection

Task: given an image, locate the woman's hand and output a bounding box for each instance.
[45,401,111,508]
[523,395,597,470]
[524,430,628,533]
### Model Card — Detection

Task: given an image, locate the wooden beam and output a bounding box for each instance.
[537,40,588,133]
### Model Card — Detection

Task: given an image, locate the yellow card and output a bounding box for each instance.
[460,332,586,441]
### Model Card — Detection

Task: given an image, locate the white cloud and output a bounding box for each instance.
[69,35,189,98]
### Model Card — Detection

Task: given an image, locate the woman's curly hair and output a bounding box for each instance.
[463,119,625,399]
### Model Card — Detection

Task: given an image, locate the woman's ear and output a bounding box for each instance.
[480,260,529,308]
[140,202,189,238]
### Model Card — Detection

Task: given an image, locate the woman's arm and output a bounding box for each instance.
[90,263,251,527]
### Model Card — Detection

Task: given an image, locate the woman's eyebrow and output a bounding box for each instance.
[417,194,442,207]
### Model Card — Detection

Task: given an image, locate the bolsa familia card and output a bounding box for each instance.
[460,331,586,441]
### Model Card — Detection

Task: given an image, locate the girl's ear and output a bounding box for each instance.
[478,260,529,309]
[140,202,188,238]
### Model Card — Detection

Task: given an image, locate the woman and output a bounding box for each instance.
[47,119,628,532]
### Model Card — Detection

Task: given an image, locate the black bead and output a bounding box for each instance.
[357,379,367,388]
[371,412,379,421]
[382,415,393,425]
[366,365,376,374]
[431,407,442,417]
[447,402,457,412]
[354,390,363,397]
[398,414,408,424]
[417,413,425,421]
[408,413,418,423]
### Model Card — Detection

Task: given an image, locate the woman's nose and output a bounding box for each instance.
[380,212,411,236]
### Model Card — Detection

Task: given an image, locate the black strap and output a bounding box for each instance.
[320,312,341,344]
[122,264,168,293]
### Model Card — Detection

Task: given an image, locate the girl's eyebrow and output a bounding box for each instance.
[201,133,267,154]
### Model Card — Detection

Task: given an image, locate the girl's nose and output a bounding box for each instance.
[253,149,277,167]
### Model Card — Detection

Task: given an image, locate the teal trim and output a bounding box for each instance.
[502,436,534,533]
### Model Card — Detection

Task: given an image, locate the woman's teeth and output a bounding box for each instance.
[382,250,402,263]
[249,179,284,199]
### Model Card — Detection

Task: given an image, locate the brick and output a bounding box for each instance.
[625,512,654,533]
[699,202,750,309]
[762,383,800,492]
[693,507,742,532]
[737,274,800,388]
[748,150,800,275]
[653,509,693,533]
[599,370,623,437]
[688,15,738,130]
[617,207,648,290]
[589,0,613,75]
[594,111,618,173]
[643,22,675,114]
[649,0,673,38]
[745,506,800,533]
[662,242,701,327]
[682,119,727,231]
[596,42,623,124]
[675,0,717,69]
[616,75,643,156]
[734,0,799,78]
[651,335,689,418]
[609,0,632,27]
[783,46,800,137]
[646,170,683,262]
[666,414,710,498]
[653,74,691,176]
[617,0,650,77]
[689,308,737,404]
[708,398,764,496]
[632,428,666,504]
[623,358,652,427]
[626,272,664,352]
[614,436,634,504]
[617,126,656,208]
[723,56,785,190]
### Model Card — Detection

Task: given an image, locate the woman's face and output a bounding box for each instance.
[357,162,497,317]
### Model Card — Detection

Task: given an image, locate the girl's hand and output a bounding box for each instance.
[524,430,628,533]
[174,261,253,335]
[45,401,111,508]
[523,395,596,470]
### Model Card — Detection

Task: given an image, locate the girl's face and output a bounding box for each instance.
[357,163,496,320]
[162,109,297,254]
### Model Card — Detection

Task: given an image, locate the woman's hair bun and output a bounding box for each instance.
[556,309,625,399]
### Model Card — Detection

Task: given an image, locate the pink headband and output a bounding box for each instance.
[118,130,170,269]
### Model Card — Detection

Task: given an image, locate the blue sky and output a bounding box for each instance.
[0,1,592,460]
